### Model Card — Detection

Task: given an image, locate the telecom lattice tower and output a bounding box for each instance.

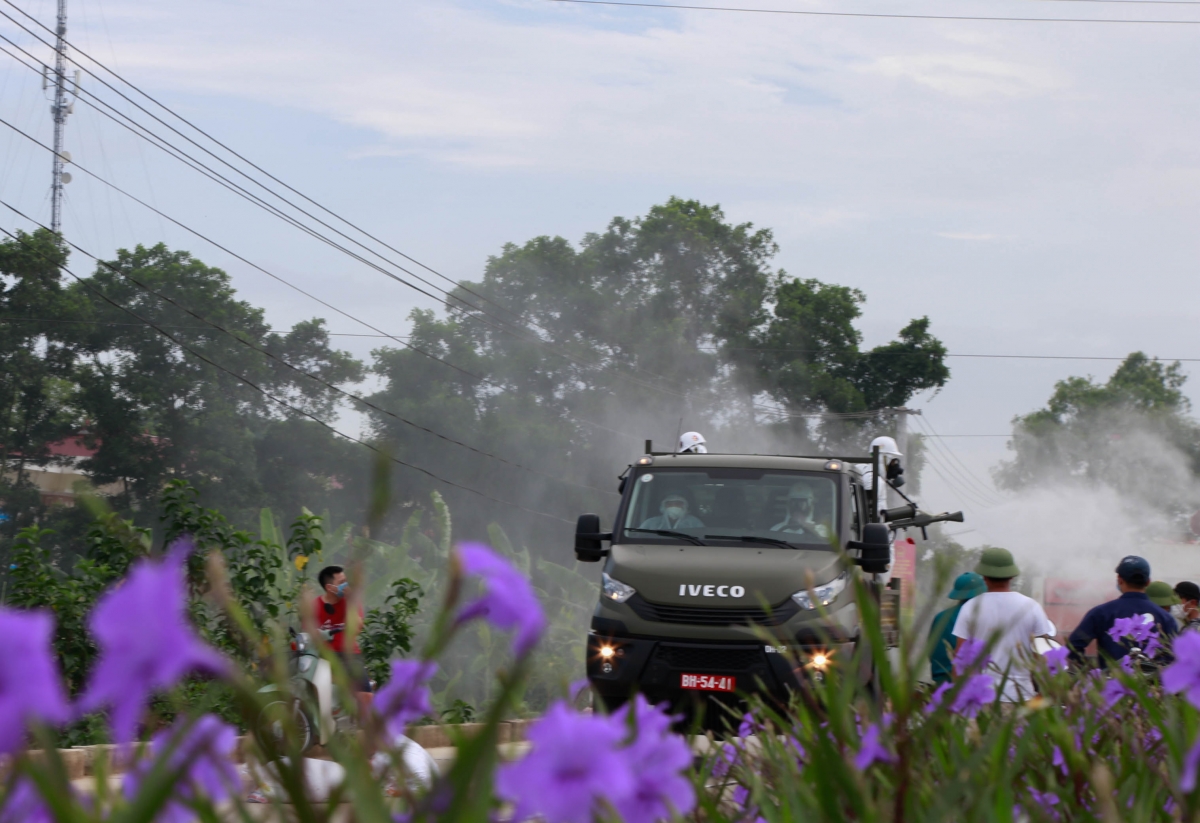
[45,0,78,235]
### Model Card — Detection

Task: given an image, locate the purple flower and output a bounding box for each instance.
[455,544,546,657]
[374,660,437,737]
[951,674,996,717]
[496,701,634,823]
[788,735,807,764]
[568,678,591,702]
[612,696,696,823]
[78,541,228,743]
[0,778,54,823]
[854,723,896,770]
[1052,745,1067,776]
[1101,678,1130,708]
[738,712,759,738]
[1183,738,1200,793]
[953,639,990,674]
[1044,646,1070,675]
[1163,632,1200,707]
[1028,788,1061,822]
[0,609,70,755]
[124,714,240,823]
[925,682,952,713]
[1108,615,1154,646]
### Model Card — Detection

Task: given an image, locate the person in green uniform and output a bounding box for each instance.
[929,572,986,684]
[1146,580,1180,610]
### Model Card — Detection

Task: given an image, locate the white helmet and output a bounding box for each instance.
[869,436,902,458]
[678,431,708,454]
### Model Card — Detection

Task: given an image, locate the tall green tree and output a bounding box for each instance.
[366,198,950,546]
[0,229,88,530]
[994,352,1200,516]
[67,243,366,519]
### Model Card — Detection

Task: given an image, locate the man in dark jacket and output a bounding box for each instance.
[1068,555,1177,668]
[928,572,985,685]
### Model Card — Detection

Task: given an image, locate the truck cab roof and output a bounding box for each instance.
[639,452,870,475]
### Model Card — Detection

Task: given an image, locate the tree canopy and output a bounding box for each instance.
[994,352,1200,518]
[3,200,950,551]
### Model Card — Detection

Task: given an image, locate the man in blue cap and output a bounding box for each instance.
[928,571,985,685]
[1067,555,1178,668]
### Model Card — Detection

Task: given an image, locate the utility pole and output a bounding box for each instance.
[45,0,77,235]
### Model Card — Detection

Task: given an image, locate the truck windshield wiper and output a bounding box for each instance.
[705,534,802,549]
[625,528,707,546]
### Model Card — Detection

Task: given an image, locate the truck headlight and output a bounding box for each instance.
[791,572,848,610]
[602,572,636,603]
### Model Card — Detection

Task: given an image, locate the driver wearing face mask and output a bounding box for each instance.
[771,483,831,539]
[639,493,704,530]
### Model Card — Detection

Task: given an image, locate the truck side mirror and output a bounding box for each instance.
[848,522,891,574]
[575,514,612,563]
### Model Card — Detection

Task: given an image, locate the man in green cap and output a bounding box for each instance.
[929,572,985,685]
[1147,581,1180,610]
[952,547,1055,703]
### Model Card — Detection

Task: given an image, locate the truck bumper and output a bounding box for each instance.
[586,631,855,714]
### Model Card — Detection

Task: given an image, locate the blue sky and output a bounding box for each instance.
[2,0,1199,538]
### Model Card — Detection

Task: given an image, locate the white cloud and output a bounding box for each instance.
[867,53,1063,98]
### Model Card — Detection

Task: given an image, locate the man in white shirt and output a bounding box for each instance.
[952,547,1055,703]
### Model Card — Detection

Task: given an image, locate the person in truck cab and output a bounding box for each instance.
[639,493,704,530]
[770,483,830,539]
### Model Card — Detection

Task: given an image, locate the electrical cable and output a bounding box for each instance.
[0,197,620,497]
[916,415,1009,504]
[0,112,640,444]
[546,0,1200,24]
[0,8,889,416]
[911,416,1002,505]
[0,2,693,395]
[918,449,996,511]
[0,222,579,524]
[0,5,1011,426]
[911,415,1005,505]
[4,315,1190,371]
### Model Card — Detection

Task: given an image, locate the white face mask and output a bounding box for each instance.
[1172,604,1186,621]
[664,506,685,521]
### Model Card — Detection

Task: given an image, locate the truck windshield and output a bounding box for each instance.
[620,468,839,549]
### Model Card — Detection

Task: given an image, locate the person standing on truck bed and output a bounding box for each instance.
[1067,556,1177,668]
[952,548,1055,703]
[929,572,985,686]
[639,493,704,530]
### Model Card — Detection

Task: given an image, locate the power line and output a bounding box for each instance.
[0,198,620,497]
[912,414,1005,506]
[0,112,642,448]
[0,221,578,525]
[0,2,693,395]
[701,346,1200,363]
[4,317,1194,367]
[547,0,1200,24]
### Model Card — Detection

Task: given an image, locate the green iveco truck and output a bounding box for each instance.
[575,443,961,716]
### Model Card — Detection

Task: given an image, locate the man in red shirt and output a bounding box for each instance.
[314,566,373,735]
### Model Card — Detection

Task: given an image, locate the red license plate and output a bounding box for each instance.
[680,673,736,692]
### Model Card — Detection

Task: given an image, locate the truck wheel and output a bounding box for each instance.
[255,697,316,754]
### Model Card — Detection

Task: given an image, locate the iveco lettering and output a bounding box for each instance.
[574,434,963,725]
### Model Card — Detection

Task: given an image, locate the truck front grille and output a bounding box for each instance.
[654,644,763,672]
[626,594,798,627]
